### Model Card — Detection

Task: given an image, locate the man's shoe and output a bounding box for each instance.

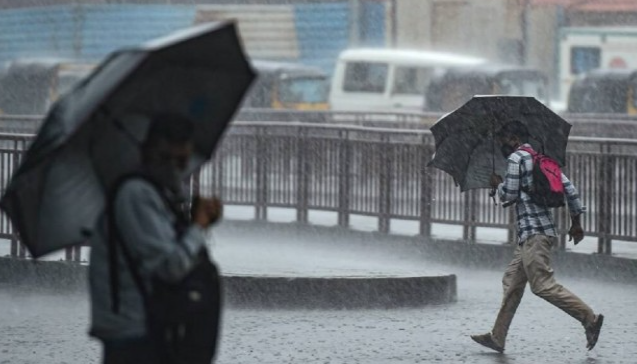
[470,333,504,353]
[585,314,604,350]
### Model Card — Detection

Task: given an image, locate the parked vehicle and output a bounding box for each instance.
[425,65,549,112]
[0,58,95,115]
[558,27,637,103]
[567,69,637,114]
[328,48,486,112]
[244,60,329,111]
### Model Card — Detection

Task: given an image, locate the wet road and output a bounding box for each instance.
[1,225,636,364]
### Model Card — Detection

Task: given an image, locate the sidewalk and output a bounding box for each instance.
[1,221,636,363]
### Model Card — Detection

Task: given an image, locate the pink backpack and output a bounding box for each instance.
[518,147,565,208]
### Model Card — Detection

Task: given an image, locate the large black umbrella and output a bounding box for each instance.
[0,21,256,258]
[428,95,572,191]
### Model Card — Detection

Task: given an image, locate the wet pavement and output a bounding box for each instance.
[1,224,636,364]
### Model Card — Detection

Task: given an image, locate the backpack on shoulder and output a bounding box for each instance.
[518,147,566,208]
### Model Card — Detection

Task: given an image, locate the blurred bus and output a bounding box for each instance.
[328,48,486,112]
[425,65,549,112]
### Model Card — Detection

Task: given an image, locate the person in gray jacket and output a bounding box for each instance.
[88,114,222,363]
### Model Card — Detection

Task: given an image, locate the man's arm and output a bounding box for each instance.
[114,180,207,283]
[562,173,586,244]
[562,173,585,216]
[497,156,521,204]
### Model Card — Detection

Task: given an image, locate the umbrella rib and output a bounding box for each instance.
[99,107,143,147]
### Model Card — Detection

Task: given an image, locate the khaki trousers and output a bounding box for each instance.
[491,234,595,346]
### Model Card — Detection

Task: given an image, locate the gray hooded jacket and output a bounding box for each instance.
[88,178,207,340]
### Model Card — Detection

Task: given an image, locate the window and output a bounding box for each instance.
[279,77,328,103]
[570,47,601,75]
[392,67,432,95]
[343,62,387,93]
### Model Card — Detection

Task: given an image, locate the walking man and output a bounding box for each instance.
[470,120,603,353]
[89,114,223,363]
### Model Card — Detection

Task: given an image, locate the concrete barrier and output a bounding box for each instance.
[223,274,457,309]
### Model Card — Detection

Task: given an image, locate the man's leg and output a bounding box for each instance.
[472,245,528,352]
[102,336,165,364]
[522,234,596,326]
[490,245,529,347]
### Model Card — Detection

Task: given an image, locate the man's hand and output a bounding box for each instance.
[490,173,503,188]
[568,224,584,245]
[192,196,223,228]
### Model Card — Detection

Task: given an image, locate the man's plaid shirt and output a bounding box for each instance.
[497,144,586,244]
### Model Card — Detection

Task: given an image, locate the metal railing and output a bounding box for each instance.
[5,110,637,136]
[1,121,636,261]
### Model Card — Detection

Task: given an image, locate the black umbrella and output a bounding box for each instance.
[0,21,256,258]
[428,95,572,191]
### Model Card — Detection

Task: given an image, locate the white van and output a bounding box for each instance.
[329,48,486,112]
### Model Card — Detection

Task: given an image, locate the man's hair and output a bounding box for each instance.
[143,113,195,148]
[496,120,529,142]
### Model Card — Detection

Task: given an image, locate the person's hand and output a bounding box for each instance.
[490,173,503,188]
[192,196,223,228]
[568,224,584,245]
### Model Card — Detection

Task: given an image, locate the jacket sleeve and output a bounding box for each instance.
[497,155,521,204]
[113,179,207,283]
[562,173,586,217]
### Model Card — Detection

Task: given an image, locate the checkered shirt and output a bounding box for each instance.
[497,144,586,244]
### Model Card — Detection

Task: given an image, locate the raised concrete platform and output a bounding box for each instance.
[224,274,457,309]
[212,221,457,308]
[0,220,459,308]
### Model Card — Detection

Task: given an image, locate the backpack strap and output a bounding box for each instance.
[515,146,538,195]
[517,146,537,158]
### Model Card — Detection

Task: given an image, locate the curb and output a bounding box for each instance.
[0,258,457,309]
[224,274,457,309]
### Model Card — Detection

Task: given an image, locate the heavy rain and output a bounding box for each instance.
[0,1,636,363]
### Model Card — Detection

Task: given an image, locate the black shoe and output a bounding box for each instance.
[470,333,504,353]
[585,314,604,350]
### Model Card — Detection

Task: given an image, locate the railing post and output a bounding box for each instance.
[10,237,18,257]
[556,208,568,251]
[18,242,26,258]
[255,126,268,221]
[378,134,391,234]
[296,127,309,223]
[463,191,471,242]
[598,144,613,254]
[471,190,478,241]
[74,245,82,262]
[463,190,477,242]
[10,145,20,258]
[419,142,433,238]
[337,130,350,228]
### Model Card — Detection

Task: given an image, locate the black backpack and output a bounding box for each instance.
[108,174,222,364]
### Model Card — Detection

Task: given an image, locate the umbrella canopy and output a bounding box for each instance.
[0,21,256,258]
[428,95,572,191]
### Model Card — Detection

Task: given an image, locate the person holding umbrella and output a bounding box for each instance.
[91,114,222,363]
[0,22,255,364]
[470,120,604,353]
